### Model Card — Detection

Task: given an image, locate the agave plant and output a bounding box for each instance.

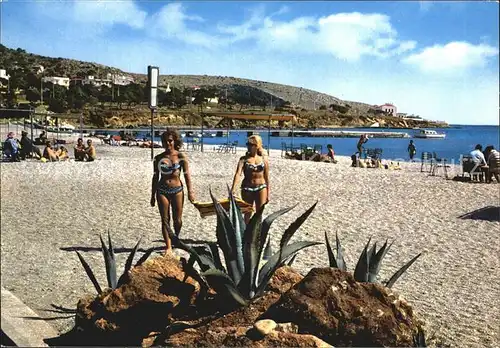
[325,232,422,287]
[75,231,155,294]
[173,189,322,306]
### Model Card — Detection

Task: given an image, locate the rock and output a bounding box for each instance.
[267,266,304,294]
[261,267,421,347]
[275,322,298,334]
[75,254,201,344]
[254,319,277,336]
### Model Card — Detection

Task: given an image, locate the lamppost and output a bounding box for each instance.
[148,65,159,161]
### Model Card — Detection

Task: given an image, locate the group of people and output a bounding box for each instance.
[470,144,500,183]
[2,131,96,163]
[151,129,270,253]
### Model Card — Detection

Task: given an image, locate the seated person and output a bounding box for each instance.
[470,144,488,181]
[74,138,86,161]
[56,145,69,161]
[43,141,58,162]
[326,144,338,163]
[85,139,96,161]
[487,146,500,183]
[3,132,20,162]
[351,153,359,167]
[39,131,47,142]
[19,131,42,160]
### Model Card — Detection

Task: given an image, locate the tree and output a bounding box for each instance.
[26,87,41,105]
[68,85,87,109]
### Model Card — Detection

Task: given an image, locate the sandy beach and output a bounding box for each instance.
[1,139,499,347]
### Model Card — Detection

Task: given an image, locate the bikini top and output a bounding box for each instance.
[159,161,183,175]
[245,160,265,172]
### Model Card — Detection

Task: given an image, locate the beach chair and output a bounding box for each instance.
[313,144,322,154]
[461,155,483,181]
[431,152,448,178]
[420,152,434,173]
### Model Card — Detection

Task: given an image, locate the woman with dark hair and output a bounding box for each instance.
[151,128,196,253]
[231,135,270,223]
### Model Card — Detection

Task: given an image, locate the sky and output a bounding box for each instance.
[1,0,499,125]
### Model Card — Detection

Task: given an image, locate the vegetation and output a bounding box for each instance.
[324,232,422,287]
[173,189,321,306]
[75,231,155,294]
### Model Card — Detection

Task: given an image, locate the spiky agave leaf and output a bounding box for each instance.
[280,201,318,249]
[263,236,272,261]
[202,268,249,306]
[353,238,372,282]
[227,186,245,275]
[335,232,347,271]
[134,247,156,267]
[286,254,298,267]
[256,241,322,297]
[100,233,117,289]
[75,251,103,294]
[367,239,393,283]
[207,242,225,272]
[259,205,297,255]
[413,327,427,347]
[239,204,266,298]
[385,253,422,288]
[210,189,242,285]
[325,232,337,268]
[117,237,143,287]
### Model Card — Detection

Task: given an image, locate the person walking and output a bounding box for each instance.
[408,140,417,162]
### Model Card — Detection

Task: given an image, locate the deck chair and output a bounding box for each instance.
[431,152,448,178]
[420,152,434,173]
[461,155,484,181]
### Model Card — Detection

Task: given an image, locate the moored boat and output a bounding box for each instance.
[413,129,446,139]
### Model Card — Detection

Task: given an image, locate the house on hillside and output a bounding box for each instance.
[0,69,10,81]
[106,73,134,86]
[33,65,45,74]
[373,103,398,116]
[42,76,70,89]
[82,75,112,88]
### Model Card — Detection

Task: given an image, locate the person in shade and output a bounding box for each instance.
[85,139,96,161]
[407,140,417,162]
[19,131,42,160]
[42,141,58,162]
[74,138,86,161]
[357,134,369,155]
[231,135,270,224]
[3,132,20,162]
[151,129,196,254]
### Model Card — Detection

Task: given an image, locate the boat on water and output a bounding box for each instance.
[46,124,76,134]
[413,129,446,139]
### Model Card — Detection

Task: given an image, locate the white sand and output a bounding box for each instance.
[1,140,499,347]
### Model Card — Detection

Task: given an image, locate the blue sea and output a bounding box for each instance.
[101,125,500,163]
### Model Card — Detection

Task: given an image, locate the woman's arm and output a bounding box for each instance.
[181,153,196,202]
[151,157,159,206]
[264,156,270,202]
[231,157,245,194]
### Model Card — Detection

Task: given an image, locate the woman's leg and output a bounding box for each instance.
[156,192,172,254]
[241,189,256,224]
[254,187,268,213]
[170,190,185,237]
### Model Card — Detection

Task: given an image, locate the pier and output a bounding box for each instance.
[270,130,410,138]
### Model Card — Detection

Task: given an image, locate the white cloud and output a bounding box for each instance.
[148,3,215,48]
[402,41,499,73]
[217,11,416,61]
[72,0,147,29]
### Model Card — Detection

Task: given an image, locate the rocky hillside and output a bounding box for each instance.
[0,45,447,128]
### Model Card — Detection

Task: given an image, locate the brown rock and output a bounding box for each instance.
[75,254,201,344]
[261,267,420,347]
[268,266,304,294]
[254,319,277,336]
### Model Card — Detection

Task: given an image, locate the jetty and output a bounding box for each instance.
[270,130,410,138]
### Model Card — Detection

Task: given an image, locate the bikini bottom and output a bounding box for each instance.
[241,183,267,193]
[157,184,183,199]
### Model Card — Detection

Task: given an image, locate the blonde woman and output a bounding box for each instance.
[231,135,270,223]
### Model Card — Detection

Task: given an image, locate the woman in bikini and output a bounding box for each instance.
[231,135,270,223]
[151,129,196,253]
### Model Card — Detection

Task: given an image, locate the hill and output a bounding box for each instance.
[0,45,446,129]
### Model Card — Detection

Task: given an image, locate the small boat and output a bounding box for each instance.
[413,129,446,139]
[46,124,75,134]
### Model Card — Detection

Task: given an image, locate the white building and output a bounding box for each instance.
[0,69,10,81]
[106,73,134,86]
[375,103,398,117]
[42,76,70,89]
[82,75,112,88]
[33,65,45,74]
